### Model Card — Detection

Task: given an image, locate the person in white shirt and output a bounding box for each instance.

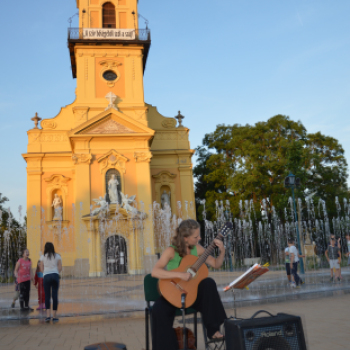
[40,242,62,323]
[284,247,293,285]
[346,234,350,265]
[287,238,305,288]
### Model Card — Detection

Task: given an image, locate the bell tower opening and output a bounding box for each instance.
[103,2,116,28]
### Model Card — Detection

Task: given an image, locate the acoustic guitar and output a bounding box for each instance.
[158,222,233,308]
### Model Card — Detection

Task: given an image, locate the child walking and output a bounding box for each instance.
[34,260,46,310]
[285,246,295,286]
[287,238,305,288]
[326,236,341,283]
[11,278,19,308]
[14,248,34,311]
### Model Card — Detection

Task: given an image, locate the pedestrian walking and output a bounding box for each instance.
[326,236,341,283]
[10,278,19,308]
[287,238,305,288]
[40,242,62,323]
[284,246,294,286]
[345,234,350,265]
[34,260,45,310]
[14,248,34,311]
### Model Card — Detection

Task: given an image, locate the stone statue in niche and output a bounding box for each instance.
[161,190,171,210]
[108,174,119,203]
[52,194,63,220]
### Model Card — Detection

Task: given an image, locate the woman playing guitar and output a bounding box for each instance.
[151,219,227,350]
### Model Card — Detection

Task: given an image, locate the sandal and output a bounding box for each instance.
[210,331,224,340]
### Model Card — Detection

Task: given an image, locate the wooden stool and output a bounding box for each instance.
[84,343,127,350]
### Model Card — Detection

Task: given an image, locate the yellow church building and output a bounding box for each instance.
[22,0,196,277]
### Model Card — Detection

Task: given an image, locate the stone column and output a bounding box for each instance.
[84,219,99,277]
[178,162,196,219]
[134,151,158,273]
[72,153,92,277]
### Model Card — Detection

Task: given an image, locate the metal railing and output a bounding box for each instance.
[68,28,151,41]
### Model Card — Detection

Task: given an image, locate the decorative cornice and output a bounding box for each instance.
[29,133,68,143]
[97,150,129,174]
[72,153,92,165]
[154,130,188,141]
[44,174,71,184]
[134,151,152,163]
[152,171,177,183]
[161,118,177,129]
[99,59,123,68]
[41,120,57,130]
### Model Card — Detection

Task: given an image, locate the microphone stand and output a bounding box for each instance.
[181,293,187,350]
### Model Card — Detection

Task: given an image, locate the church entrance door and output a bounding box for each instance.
[106,235,128,275]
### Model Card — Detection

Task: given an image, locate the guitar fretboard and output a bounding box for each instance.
[192,233,224,271]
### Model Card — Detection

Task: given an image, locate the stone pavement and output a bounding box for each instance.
[0,293,349,350]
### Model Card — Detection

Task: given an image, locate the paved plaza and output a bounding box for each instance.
[0,292,349,350]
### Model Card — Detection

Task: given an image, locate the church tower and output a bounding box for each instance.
[23,0,195,277]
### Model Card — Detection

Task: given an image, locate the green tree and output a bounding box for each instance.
[194,115,348,224]
[0,193,26,282]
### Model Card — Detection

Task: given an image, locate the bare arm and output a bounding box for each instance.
[14,261,20,278]
[30,263,34,282]
[325,250,329,261]
[151,247,191,281]
[57,259,62,273]
[198,239,226,269]
[40,260,44,273]
[290,253,295,265]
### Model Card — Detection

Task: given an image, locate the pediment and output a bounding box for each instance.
[69,109,155,137]
[83,118,136,134]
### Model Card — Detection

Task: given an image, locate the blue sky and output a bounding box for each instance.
[0,0,349,220]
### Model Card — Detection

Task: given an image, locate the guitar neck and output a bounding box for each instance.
[192,233,224,271]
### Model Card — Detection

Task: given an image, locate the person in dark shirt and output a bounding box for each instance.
[329,234,342,280]
[325,236,341,283]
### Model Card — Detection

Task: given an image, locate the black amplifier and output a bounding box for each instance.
[224,310,307,350]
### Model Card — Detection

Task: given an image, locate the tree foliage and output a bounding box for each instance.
[194,115,348,222]
[0,193,26,282]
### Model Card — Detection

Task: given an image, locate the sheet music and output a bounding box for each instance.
[223,264,269,291]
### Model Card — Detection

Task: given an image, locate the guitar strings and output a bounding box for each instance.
[192,225,229,271]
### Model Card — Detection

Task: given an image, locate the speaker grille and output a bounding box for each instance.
[243,323,299,350]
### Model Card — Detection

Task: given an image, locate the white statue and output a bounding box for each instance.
[161,190,171,210]
[108,174,119,203]
[52,194,63,220]
[120,192,137,213]
[90,195,109,216]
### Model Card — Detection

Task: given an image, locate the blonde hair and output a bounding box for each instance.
[171,219,200,257]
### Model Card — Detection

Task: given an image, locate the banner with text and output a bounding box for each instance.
[82,28,136,40]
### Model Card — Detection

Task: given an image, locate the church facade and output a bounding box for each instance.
[22,0,196,277]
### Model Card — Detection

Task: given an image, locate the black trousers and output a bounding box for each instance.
[19,280,31,309]
[291,262,301,285]
[44,273,60,311]
[152,278,227,350]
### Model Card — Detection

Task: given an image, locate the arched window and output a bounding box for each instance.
[103,2,116,28]
[106,235,128,274]
[106,169,122,203]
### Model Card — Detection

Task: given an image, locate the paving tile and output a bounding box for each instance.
[1,294,350,350]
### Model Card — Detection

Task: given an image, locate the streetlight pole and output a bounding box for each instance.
[285,173,305,274]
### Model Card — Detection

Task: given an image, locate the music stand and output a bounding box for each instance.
[223,263,269,319]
